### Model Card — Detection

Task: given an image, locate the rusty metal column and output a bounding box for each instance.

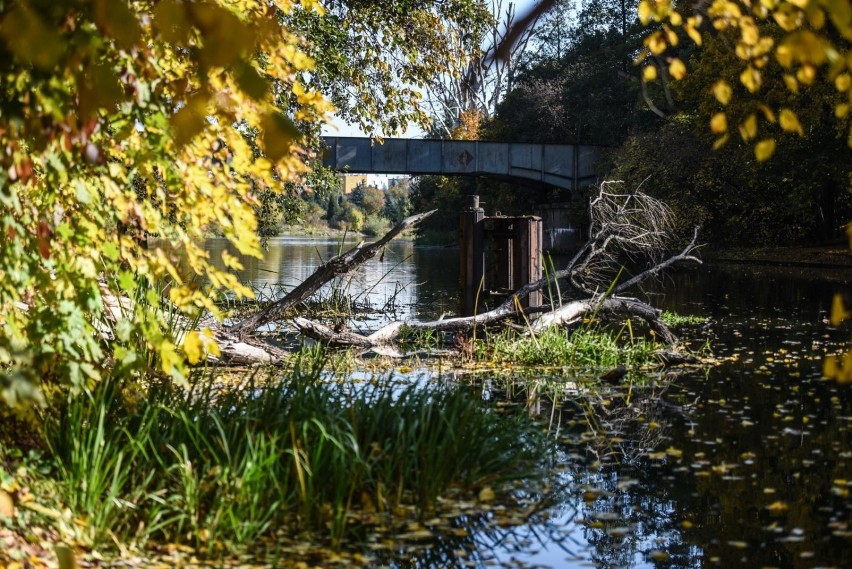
[460,195,485,316]
[514,216,543,309]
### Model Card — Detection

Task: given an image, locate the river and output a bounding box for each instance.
[206,237,852,568]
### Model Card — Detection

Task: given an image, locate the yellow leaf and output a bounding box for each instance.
[754,138,776,161]
[55,543,77,569]
[686,16,703,45]
[826,0,852,37]
[182,330,203,365]
[741,18,759,46]
[94,0,141,50]
[0,490,13,517]
[171,93,208,147]
[759,104,776,123]
[665,26,679,46]
[766,500,789,513]
[668,58,687,79]
[836,73,851,92]
[740,66,762,93]
[712,80,733,105]
[262,112,301,161]
[776,43,795,68]
[202,328,221,358]
[645,30,668,55]
[638,1,653,25]
[739,114,758,141]
[830,294,851,327]
[0,5,66,69]
[797,64,816,85]
[713,133,730,149]
[643,65,658,82]
[779,108,804,135]
[710,112,728,133]
[784,74,799,92]
[669,12,683,26]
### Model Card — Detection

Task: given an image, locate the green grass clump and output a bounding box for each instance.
[38,363,552,554]
[661,311,706,327]
[481,325,659,369]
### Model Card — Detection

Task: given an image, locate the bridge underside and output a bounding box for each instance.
[320,137,601,191]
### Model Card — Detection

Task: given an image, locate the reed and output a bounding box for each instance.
[39,357,552,553]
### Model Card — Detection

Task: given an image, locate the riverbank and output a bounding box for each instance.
[705,244,852,268]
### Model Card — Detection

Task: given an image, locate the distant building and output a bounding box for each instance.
[337,174,368,194]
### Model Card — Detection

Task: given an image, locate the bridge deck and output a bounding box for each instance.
[320,137,601,191]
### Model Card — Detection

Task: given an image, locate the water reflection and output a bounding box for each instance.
[203,237,459,325]
[206,238,851,568]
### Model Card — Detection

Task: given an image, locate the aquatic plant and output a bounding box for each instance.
[37,361,554,555]
[480,325,659,371]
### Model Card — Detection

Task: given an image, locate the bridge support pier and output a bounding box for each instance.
[460,195,485,316]
[459,195,543,316]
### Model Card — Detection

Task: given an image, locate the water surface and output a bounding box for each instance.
[206,237,852,568]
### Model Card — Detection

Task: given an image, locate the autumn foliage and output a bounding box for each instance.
[637,0,852,160]
[0,0,331,403]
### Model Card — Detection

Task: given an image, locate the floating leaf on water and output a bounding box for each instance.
[766,500,789,513]
[398,529,434,541]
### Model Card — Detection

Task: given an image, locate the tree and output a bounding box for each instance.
[425,0,541,137]
[384,181,413,224]
[635,0,852,159]
[359,186,387,217]
[0,0,331,404]
[285,0,492,136]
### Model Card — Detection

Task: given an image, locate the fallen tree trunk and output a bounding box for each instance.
[229,210,436,338]
[293,295,678,348]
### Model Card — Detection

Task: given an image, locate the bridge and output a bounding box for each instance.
[321,136,601,191]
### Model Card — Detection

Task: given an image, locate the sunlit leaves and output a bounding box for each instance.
[779,108,804,134]
[739,113,759,140]
[637,0,852,151]
[712,80,733,106]
[740,65,763,93]
[754,138,777,160]
[668,58,687,79]
[711,112,729,133]
[0,0,331,402]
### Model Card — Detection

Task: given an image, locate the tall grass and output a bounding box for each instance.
[39,361,552,553]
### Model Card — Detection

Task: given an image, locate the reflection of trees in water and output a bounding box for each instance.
[369,507,580,568]
[486,372,703,567]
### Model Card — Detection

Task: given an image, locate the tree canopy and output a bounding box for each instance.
[0,0,335,403]
[636,0,852,159]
